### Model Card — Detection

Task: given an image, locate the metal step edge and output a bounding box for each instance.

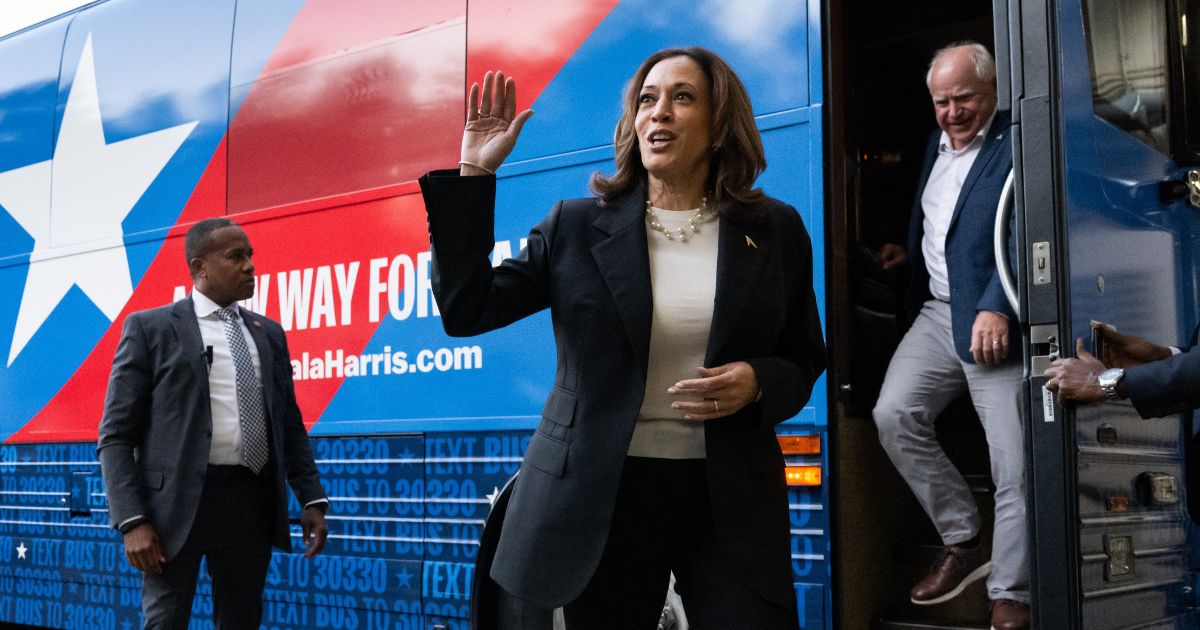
[876,619,989,630]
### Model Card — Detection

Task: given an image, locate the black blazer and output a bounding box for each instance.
[904,112,1018,361]
[420,170,826,608]
[97,297,327,560]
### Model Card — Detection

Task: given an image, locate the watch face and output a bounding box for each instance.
[1098,368,1123,400]
[1099,368,1124,385]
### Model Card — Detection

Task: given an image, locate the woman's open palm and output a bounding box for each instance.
[461,71,534,174]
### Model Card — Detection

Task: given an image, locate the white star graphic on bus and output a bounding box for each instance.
[0,33,196,366]
[486,486,501,506]
[15,541,27,559]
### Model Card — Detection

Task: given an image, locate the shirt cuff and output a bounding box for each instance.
[1170,346,1182,356]
[304,499,330,513]
[117,514,147,533]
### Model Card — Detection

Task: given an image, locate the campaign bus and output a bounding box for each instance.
[0,0,1196,628]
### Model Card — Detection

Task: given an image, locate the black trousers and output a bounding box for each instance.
[141,465,276,630]
[501,457,797,630]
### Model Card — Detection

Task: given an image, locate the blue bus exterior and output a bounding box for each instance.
[0,0,829,628]
[1018,0,1200,625]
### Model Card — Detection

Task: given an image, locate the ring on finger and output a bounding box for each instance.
[712,400,719,413]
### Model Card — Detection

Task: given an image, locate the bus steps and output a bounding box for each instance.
[875,542,992,630]
[875,619,989,630]
[876,475,995,630]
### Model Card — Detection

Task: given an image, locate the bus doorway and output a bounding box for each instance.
[825,1,1009,628]
[828,0,1200,627]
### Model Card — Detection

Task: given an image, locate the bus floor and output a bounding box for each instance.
[837,396,996,630]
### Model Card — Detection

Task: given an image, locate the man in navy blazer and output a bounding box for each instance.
[1046,325,1200,521]
[98,218,329,629]
[871,42,1028,630]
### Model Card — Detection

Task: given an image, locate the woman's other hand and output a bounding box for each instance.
[668,362,760,420]
[461,70,534,176]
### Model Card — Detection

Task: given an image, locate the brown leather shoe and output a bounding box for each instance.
[909,542,991,605]
[989,598,1030,630]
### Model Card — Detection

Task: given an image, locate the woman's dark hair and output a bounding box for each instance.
[590,46,767,220]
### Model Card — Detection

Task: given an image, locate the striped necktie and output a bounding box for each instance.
[217,305,269,474]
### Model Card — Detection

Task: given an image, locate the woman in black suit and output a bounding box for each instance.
[419,47,826,629]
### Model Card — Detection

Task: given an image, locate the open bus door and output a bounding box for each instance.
[1004,0,1200,626]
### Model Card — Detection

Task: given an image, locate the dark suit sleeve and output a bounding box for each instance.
[976,200,1018,319]
[976,121,1018,320]
[97,313,154,528]
[1124,344,1200,419]
[271,325,327,506]
[419,169,555,336]
[745,210,827,431]
[978,272,1014,317]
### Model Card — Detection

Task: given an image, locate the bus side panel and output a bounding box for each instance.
[3,0,237,444]
[0,17,71,441]
[160,435,427,629]
[0,443,136,628]
[422,431,527,628]
[758,81,829,630]
[1055,0,1198,625]
[1,0,237,624]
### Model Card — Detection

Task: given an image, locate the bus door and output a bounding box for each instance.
[1004,0,1200,626]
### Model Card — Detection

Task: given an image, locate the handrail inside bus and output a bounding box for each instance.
[994,168,1019,314]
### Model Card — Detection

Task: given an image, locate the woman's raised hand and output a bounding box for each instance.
[460,71,534,176]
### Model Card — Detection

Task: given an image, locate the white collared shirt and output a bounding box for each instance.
[192,289,262,465]
[920,111,997,301]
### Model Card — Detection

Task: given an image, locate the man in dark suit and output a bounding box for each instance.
[1045,325,1200,520]
[98,218,329,629]
[871,42,1028,630]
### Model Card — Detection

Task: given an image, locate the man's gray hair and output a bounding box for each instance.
[925,41,996,88]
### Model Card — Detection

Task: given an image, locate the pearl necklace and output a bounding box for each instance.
[644,197,712,242]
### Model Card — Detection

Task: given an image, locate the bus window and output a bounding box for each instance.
[0,20,68,261]
[227,0,465,214]
[1082,0,1170,154]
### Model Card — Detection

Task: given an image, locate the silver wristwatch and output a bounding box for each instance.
[1098,367,1124,401]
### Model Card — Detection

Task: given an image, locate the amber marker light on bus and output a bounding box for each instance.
[778,435,821,455]
[785,466,822,486]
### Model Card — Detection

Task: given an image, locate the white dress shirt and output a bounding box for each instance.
[193,289,263,466]
[920,111,997,301]
[194,290,328,513]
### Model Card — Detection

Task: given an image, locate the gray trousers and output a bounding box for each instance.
[873,300,1029,602]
